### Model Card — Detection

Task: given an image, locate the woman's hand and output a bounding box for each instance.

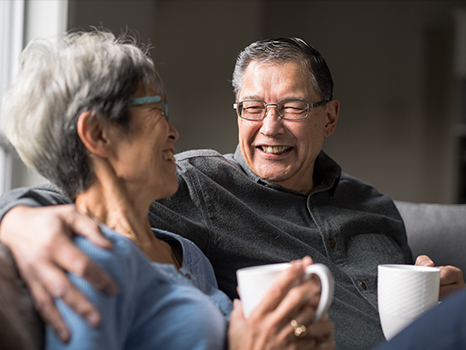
[0,205,118,342]
[228,257,335,350]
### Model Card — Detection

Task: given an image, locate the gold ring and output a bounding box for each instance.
[290,319,307,337]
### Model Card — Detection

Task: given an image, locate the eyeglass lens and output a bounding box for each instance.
[240,100,309,120]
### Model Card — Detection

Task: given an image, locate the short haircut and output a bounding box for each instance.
[2,30,163,200]
[232,37,333,101]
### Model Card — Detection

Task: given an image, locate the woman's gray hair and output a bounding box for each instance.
[232,37,333,101]
[1,30,163,200]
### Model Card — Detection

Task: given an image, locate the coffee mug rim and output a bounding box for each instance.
[378,264,440,273]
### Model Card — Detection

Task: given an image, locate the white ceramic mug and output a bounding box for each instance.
[378,264,440,340]
[236,262,335,320]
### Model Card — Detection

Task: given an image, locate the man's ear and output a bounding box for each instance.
[77,111,111,158]
[324,100,340,138]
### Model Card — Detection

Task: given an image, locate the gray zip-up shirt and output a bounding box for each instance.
[0,146,413,350]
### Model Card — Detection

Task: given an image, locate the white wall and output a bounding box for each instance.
[151,0,263,154]
[260,0,462,203]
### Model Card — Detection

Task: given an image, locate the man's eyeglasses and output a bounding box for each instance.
[233,99,328,121]
[126,95,169,120]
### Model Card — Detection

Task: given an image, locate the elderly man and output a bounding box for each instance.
[0,37,463,349]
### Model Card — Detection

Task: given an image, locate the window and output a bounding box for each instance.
[0,0,68,194]
[0,0,24,194]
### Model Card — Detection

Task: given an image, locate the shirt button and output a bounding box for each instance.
[184,273,192,280]
[359,280,367,290]
[328,238,336,247]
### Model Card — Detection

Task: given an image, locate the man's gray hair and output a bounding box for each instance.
[232,37,333,101]
[1,30,163,200]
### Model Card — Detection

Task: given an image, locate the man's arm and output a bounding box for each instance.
[0,183,71,219]
[0,185,118,342]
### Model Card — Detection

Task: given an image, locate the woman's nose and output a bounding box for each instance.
[168,122,179,141]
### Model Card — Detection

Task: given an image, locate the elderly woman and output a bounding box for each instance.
[1,30,334,349]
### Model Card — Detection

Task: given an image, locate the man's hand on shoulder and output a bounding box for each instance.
[0,205,118,342]
[415,255,465,300]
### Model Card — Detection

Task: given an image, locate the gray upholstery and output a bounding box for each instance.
[395,200,466,273]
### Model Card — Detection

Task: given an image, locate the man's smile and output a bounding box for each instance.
[257,145,293,155]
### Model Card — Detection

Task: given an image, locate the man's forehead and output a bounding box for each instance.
[240,60,317,99]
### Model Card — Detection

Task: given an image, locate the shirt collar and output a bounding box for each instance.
[233,145,341,197]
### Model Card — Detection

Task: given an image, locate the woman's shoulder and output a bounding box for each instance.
[72,225,170,289]
[61,226,227,350]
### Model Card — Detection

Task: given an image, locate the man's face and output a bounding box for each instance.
[237,60,339,194]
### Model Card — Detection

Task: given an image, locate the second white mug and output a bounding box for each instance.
[378,264,440,340]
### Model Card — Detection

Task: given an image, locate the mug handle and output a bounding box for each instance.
[304,263,335,322]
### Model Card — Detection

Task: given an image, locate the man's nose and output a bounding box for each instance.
[260,106,285,135]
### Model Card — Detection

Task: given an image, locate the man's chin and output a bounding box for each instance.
[254,168,291,184]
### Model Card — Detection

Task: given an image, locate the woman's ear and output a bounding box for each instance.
[77,111,111,158]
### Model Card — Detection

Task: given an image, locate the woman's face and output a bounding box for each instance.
[109,85,179,203]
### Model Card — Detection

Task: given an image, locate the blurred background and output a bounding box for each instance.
[1,0,466,204]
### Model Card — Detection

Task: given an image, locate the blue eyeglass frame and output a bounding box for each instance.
[126,95,169,119]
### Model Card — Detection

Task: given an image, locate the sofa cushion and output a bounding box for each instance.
[394,200,466,274]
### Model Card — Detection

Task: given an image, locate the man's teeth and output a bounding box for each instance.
[163,152,176,161]
[260,146,291,154]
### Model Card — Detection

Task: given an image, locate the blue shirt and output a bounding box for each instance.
[45,226,230,350]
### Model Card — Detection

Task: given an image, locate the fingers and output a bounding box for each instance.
[14,252,74,342]
[305,316,334,339]
[248,261,306,320]
[273,277,320,323]
[286,311,334,350]
[302,316,335,350]
[0,204,119,342]
[27,279,70,342]
[415,255,434,267]
[38,256,102,325]
[15,242,104,342]
[52,232,118,295]
[439,265,463,285]
[230,299,245,324]
[249,258,322,327]
[288,303,316,332]
[439,265,466,299]
[250,262,323,343]
[291,256,314,268]
[65,206,112,249]
[414,255,466,299]
[231,258,335,350]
